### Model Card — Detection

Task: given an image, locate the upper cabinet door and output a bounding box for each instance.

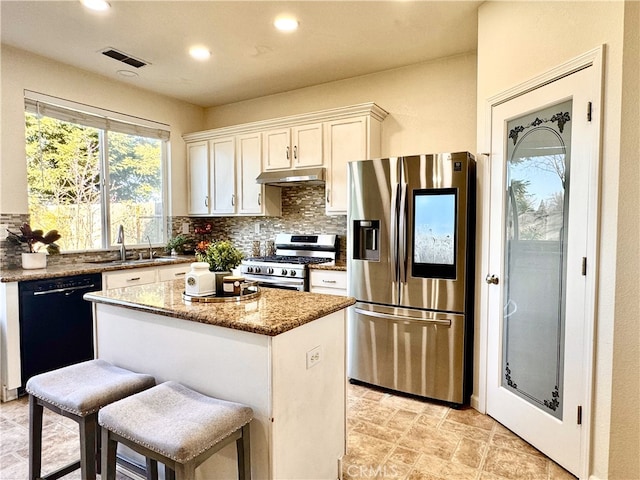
[325,117,368,214]
[263,128,291,170]
[237,133,263,215]
[187,141,210,215]
[292,123,323,168]
[210,137,236,215]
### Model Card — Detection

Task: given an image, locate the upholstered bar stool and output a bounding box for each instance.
[99,381,254,480]
[25,359,156,480]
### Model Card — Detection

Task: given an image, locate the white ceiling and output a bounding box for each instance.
[1,1,481,108]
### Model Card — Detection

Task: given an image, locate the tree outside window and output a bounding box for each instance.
[25,100,167,252]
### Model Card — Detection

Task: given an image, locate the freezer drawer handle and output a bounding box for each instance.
[354,307,452,326]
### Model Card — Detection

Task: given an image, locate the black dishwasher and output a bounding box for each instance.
[19,273,102,389]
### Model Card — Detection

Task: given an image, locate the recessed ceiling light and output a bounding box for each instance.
[189,46,212,61]
[80,0,111,12]
[274,16,299,32]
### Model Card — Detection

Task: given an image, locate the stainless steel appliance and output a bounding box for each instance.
[347,152,476,405]
[240,234,338,291]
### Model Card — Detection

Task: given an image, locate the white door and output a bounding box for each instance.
[486,64,599,477]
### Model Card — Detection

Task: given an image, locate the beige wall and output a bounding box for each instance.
[477,1,637,479]
[609,2,639,479]
[204,52,478,159]
[0,45,204,216]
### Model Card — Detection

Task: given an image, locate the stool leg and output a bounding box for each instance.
[101,427,118,480]
[165,466,176,480]
[146,457,159,480]
[28,395,43,480]
[79,412,98,480]
[174,461,196,480]
[237,424,251,480]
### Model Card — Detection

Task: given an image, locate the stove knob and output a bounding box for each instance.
[290,270,297,277]
[267,267,274,274]
[281,269,288,276]
[255,267,261,274]
[247,266,253,273]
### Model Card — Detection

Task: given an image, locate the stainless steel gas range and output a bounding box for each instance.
[240,234,338,291]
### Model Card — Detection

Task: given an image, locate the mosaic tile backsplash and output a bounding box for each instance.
[172,185,348,260]
[1,185,347,269]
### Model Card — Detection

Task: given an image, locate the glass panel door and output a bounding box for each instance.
[503,100,572,419]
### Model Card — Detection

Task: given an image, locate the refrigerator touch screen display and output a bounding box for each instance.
[412,188,457,279]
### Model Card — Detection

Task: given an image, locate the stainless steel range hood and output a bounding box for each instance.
[256,167,325,186]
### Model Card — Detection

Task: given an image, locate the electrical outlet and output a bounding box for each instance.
[306,345,321,369]
[254,222,261,234]
[181,222,190,234]
[0,225,8,240]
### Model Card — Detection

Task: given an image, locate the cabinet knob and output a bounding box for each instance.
[231,194,235,206]
[326,189,330,203]
[204,195,209,207]
[258,193,262,206]
[293,145,298,161]
[286,146,290,160]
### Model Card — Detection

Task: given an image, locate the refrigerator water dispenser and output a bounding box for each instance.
[353,220,380,261]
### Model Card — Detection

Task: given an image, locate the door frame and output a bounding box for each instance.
[474,45,603,478]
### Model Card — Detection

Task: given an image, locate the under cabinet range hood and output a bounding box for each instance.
[256,167,326,186]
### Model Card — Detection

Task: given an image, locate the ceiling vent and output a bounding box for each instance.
[101,48,148,68]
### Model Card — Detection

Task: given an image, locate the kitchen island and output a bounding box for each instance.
[84,281,355,480]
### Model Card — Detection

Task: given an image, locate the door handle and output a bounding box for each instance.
[485,274,499,285]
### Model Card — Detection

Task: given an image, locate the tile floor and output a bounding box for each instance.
[0,384,576,480]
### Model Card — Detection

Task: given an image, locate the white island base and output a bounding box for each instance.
[93,303,346,480]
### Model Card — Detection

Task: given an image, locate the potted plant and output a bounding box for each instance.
[6,223,61,269]
[166,234,189,255]
[196,240,244,293]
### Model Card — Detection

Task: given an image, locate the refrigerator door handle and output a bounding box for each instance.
[390,182,399,282]
[353,307,452,326]
[398,182,408,283]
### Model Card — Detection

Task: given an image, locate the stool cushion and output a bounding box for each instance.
[98,381,253,463]
[26,359,156,417]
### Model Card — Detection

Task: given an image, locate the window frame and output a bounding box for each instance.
[24,90,171,251]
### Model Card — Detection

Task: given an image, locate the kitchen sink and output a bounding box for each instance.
[89,257,179,266]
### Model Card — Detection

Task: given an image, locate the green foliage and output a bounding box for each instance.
[6,223,61,254]
[25,112,163,251]
[166,234,190,254]
[196,241,244,272]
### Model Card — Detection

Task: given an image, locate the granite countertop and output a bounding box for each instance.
[0,256,194,283]
[309,261,347,272]
[84,280,355,336]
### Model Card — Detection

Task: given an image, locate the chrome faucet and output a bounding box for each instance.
[146,235,154,259]
[116,225,126,261]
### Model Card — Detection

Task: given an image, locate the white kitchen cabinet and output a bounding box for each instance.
[187,141,209,215]
[210,137,236,215]
[186,137,235,216]
[157,263,190,282]
[184,103,387,216]
[309,269,348,296]
[103,267,157,289]
[237,133,281,215]
[324,115,382,214]
[263,128,291,170]
[263,123,323,170]
[292,123,323,168]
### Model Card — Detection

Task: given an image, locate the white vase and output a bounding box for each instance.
[22,252,47,269]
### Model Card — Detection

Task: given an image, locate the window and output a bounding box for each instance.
[24,92,169,252]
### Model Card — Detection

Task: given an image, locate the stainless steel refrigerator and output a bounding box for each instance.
[347,152,475,405]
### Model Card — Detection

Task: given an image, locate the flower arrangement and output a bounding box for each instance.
[6,223,61,254]
[196,240,243,272]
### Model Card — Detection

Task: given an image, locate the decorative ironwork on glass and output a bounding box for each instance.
[501,99,572,420]
[509,111,571,145]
